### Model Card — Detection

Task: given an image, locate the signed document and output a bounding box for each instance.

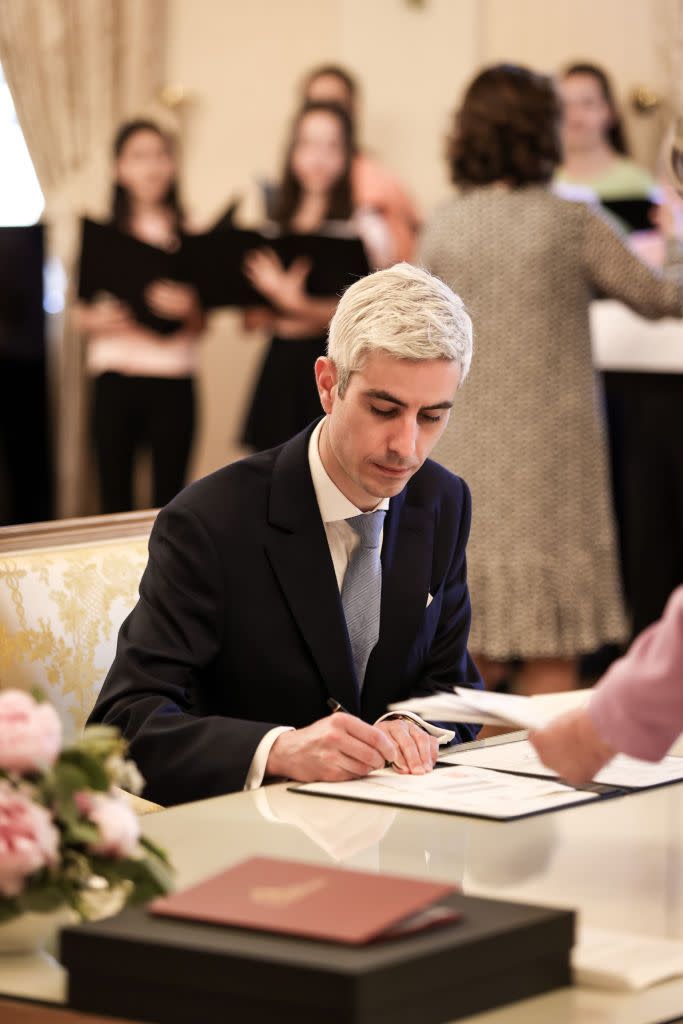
[294,765,597,820]
[441,738,683,789]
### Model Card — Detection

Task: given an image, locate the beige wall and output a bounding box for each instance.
[166,0,676,481]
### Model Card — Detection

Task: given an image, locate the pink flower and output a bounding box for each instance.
[0,691,62,774]
[76,791,140,859]
[0,782,60,897]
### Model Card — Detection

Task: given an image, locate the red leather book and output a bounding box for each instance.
[149,856,460,945]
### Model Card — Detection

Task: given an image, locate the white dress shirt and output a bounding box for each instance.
[307,418,391,588]
[244,418,451,790]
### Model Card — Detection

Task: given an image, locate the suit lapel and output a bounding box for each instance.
[264,426,360,714]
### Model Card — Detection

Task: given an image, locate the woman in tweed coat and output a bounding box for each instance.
[421,65,683,694]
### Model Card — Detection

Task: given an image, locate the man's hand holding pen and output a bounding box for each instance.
[328,699,438,776]
[376,717,439,775]
[265,698,439,783]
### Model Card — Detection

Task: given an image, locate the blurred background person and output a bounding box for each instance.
[3,2,681,527]
[558,102,683,708]
[302,64,420,262]
[421,64,683,696]
[615,175,683,638]
[74,120,204,514]
[240,100,389,452]
[556,65,663,627]
[556,62,658,231]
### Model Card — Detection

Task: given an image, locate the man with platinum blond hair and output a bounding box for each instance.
[90,263,483,806]
[327,261,473,396]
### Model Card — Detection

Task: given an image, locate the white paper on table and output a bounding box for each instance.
[390,688,592,728]
[440,738,683,788]
[388,687,554,728]
[293,765,597,820]
[385,696,512,727]
[387,684,565,733]
[573,926,683,991]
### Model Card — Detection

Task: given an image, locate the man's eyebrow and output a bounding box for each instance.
[364,388,454,411]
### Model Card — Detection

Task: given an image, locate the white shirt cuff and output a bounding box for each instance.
[375,710,455,745]
[244,726,295,791]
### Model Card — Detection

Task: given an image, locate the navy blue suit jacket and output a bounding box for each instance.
[88,421,482,805]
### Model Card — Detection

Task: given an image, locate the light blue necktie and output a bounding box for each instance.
[341,510,386,690]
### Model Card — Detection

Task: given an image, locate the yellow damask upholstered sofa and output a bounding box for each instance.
[0,511,162,813]
[0,511,157,742]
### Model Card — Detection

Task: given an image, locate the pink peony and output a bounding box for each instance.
[0,690,62,774]
[0,782,60,897]
[76,791,140,859]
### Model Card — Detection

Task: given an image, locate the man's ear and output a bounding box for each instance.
[314,356,338,414]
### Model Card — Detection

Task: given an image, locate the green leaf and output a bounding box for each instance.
[70,727,126,764]
[61,849,93,885]
[52,762,90,802]
[130,856,174,898]
[61,820,100,846]
[0,899,21,923]
[91,855,173,901]
[58,751,109,792]
[20,884,66,914]
[139,835,172,866]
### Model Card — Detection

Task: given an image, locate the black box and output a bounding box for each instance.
[61,893,574,1024]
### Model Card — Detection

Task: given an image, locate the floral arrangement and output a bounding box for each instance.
[0,689,172,923]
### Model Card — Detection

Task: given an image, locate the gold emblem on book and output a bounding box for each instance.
[250,877,327,908]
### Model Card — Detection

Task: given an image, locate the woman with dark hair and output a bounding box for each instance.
[75,120,204,513]
[303,65,359,121]
[240,101,389,452]
[302,64,420,262]
[421,64,683,695]
[556,62,657,227]
[559,66,681,643]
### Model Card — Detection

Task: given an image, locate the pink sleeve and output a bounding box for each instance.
[589,587,683,760]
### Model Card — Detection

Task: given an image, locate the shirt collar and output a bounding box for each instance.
[308,418,390,524]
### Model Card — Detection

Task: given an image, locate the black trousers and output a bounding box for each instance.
[619,373,683,637]
[92,372,195,514]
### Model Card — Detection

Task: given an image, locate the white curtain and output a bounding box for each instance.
[0,0,171,517]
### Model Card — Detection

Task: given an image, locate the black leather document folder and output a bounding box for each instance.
[77,218,188,335]
[187,226,370,309]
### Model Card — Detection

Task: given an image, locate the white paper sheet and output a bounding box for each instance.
[573,926,683,990]
[388,687,588,729]
[440,738,683,789]
[294,765,597,820]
